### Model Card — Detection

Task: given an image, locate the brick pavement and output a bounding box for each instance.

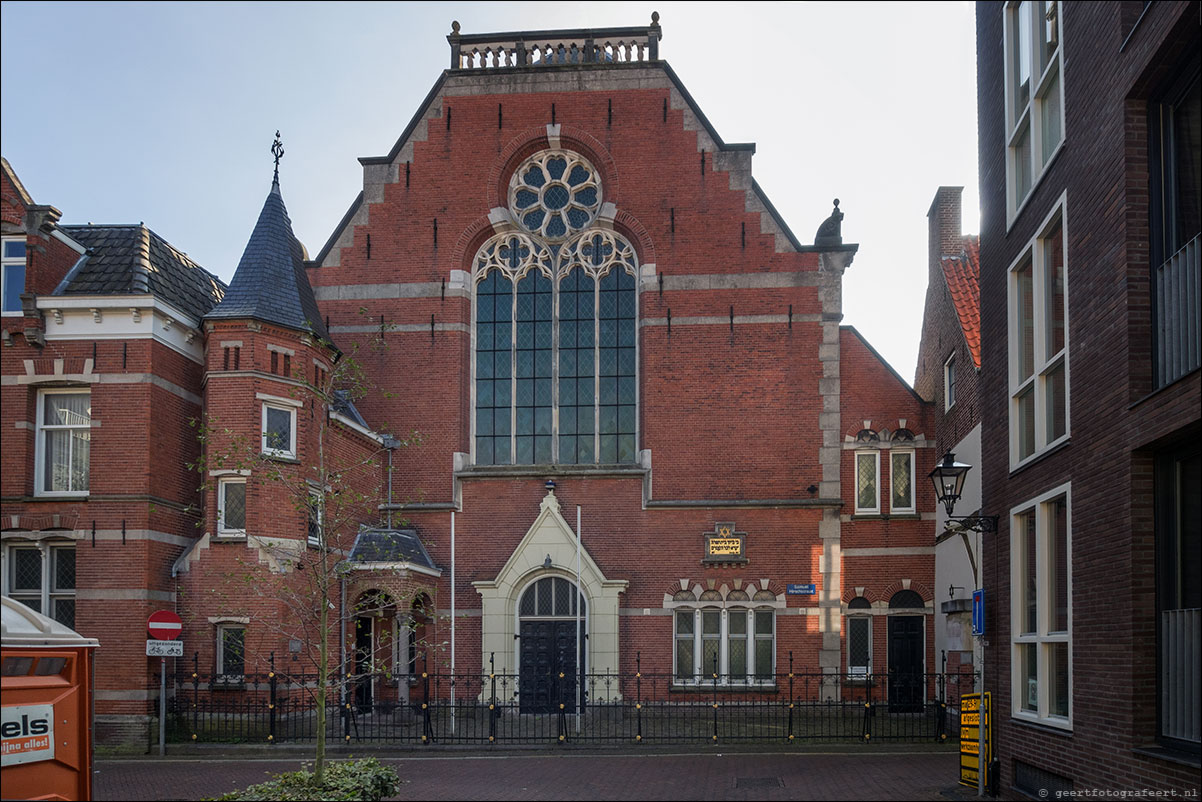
[95,749,972,801]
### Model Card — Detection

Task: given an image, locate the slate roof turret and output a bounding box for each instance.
[206,177,330,342]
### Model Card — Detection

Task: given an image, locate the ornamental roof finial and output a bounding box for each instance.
[271,130,284,185]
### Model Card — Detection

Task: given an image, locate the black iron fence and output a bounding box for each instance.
[165,652,977,746]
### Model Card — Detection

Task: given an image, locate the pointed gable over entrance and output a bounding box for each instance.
[472,488,627,676]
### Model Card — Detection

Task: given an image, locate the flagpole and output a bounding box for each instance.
[450,510,456,735]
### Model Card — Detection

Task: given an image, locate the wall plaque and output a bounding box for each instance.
[703,522,747,564]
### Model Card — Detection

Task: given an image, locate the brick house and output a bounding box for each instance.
[975,1,1199,795]
[915,186,982,688]
[3,16,944,747]
[1,156,224,744]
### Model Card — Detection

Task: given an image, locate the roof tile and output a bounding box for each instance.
[941,235,980,368]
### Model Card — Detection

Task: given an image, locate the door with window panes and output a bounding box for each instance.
[517,577,586,713]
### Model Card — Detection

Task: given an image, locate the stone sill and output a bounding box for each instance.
[1131,744,1201,769]
[457,464,646,479]
[670,684,778,694]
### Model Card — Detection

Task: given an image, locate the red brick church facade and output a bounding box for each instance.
[2,18,940,747]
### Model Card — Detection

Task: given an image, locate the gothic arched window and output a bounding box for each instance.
[474,150,639,466]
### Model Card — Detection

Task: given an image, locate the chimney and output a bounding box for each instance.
[928,187,964,267]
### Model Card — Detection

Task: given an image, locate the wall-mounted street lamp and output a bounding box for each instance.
[928,451,998,798]
[929,452,998,532]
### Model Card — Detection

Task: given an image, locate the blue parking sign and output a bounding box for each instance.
[972,589,985,636]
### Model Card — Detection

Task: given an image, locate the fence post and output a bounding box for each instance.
[787,651,795,742]
[268,652,277,744]
[711,654,719,743]
[556,654,567,744]
[488,652,498,744]
[191,651,199,742]
[427,654,437,745]
[635,652,643,744]
[862,673,874,742]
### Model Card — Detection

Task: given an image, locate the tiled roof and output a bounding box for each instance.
[348,528,439,572]
[941,235,980,368]
[56,224,226,320]
[205,179,329,341]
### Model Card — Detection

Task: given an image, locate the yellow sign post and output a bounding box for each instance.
[959,692,991,789]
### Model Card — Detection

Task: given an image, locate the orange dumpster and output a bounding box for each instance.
[1,596,99,801]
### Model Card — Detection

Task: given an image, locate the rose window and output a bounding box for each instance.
[509,151,602,240]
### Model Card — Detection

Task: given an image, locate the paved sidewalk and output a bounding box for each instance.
[96,749,972,801]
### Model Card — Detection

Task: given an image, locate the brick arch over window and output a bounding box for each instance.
[490,126,620,210]
[880,580,933,605]
[451,214,502,274]
[842,587,881,605]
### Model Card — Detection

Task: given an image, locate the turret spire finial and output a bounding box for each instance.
[271,131,284,185]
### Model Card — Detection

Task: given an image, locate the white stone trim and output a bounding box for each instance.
[37,294,204,363]
[472,489,627,679]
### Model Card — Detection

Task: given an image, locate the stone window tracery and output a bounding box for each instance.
[474,149,638,466]
[509,151,602,240]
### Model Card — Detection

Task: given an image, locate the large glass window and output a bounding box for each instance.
[3,543,75,629]
[1149,60,1201,388]
[1009,203,1069,467]
[474,150,638,466]
[1011,486,1071,727]
[1155,445,1201,747]
[1005,0,1064,219]
[36,390,90,496]
[672,607,776,684]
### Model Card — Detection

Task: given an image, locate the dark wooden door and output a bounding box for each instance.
[519,620,580,713]
[354,616,373,713]
[887,615,924,712]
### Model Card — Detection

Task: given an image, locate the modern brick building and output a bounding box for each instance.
[975,1,1199,795]
[3,17,945,747]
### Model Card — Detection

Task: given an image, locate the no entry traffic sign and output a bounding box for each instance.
[147,610,182,640]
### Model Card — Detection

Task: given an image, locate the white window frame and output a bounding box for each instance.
[1003,0,1065,225]
[35,388,91,497]
[216,477,247,537]
[2,236,27,316]
[1010,483,1072,730]
[672,607,776,685]
[261,402,297,459]
[890,450,916,514]
[1008,197,1070,469]
[2,541,76,628]
[307,487,323,548]
[854,450,881,515]
[216,624,246,678]
[847,613,873,678]
[944,352,957,411]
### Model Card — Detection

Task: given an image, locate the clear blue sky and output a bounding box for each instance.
[0,1,978,382]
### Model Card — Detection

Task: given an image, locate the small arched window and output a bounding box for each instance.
[847,596,872,676]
